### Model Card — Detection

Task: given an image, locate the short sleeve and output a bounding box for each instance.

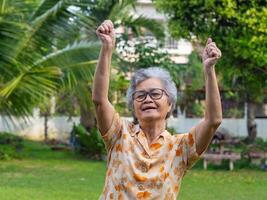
[101,112,122,152]
[182,127,203,170]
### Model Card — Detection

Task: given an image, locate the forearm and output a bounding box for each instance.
[204,66,222,125]
[92,47,113,104]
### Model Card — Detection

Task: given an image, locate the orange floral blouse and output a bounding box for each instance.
[99,112,203,200]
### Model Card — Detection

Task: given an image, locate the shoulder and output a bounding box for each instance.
[173,127,196,148]
[117,117,139,136]
[173,131,192,146]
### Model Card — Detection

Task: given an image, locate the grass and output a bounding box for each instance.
[0,140,267,200]
[0,140,105,200]
[180,170,267,200]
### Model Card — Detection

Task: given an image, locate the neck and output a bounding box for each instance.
[139,119,166,145]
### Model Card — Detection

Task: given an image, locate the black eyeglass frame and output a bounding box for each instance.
[132,88,169,102]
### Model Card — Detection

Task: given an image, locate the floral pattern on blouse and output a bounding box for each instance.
[99,112,203,200]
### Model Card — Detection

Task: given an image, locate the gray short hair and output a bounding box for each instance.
[126,67,177,119]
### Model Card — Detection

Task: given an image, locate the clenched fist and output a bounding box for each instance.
[202,38,222,70]
[96,20,115,51]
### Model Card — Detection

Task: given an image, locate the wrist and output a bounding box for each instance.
[102,40,115,51]
[204,65,216,76]
[101,45,113,55]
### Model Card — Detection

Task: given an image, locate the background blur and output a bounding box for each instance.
[0,0,266,200]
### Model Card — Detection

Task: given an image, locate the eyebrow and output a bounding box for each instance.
[134,88,163,92]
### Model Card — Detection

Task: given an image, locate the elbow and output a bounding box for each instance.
[92,94,107,106]
[214,119,222,127]
[92,94,100,105]
[206,118,222,127]
[92,97,101,106]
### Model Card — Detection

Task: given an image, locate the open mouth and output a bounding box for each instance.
[142,106,157,111]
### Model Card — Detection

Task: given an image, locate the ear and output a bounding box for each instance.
[165,103,172,119]
[168,103,172,112]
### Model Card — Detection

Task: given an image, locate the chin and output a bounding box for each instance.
[139,113,161,122]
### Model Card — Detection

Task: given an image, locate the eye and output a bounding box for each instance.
[133,91,146,101]
[150,89,162,99]
[136,94,146,99]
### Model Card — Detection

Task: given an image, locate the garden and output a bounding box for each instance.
[0,0,267,200]
[1,133,267,200]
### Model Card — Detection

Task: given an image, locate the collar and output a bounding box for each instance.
[129,122,171,141]
[129,122,140,137]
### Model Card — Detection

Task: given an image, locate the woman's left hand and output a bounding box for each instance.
[202,38,222,71]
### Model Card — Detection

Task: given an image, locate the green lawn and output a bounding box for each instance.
[0,141,267,200]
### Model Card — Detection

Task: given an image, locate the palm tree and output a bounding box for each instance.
[0,0,164,135]
[77,0,165,131]
[0,1,99,109]
[0,0,99,139]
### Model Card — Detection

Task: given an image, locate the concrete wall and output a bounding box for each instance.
[167,115,267,139]
[1,112,266,142]
[0,112,79,142]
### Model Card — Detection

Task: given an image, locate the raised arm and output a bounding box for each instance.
[194,38,223,155]
[92,20,116,136]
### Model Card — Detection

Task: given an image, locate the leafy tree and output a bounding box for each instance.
[0,0,165,140]
[75,0,165,131]
[116,38,187,118]
[179,51,205,116]
[0,0,99,121]
[117,39,184,83]
[155,0,267,142]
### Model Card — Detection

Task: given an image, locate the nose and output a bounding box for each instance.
[143,93,153,103]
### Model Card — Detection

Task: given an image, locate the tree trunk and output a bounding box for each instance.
[44,112,49,143]
[246,102,257,143]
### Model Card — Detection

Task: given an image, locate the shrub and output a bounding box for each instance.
[0,132,24,160]
[70,124,106,160]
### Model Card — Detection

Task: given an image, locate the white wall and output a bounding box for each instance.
[167,115,267,139]
[0,114,79,142]
[136,0,166,21]
[1,112,266,143]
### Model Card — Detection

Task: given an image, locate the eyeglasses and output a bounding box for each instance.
[132,88,169,102]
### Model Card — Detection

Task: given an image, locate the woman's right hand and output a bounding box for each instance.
[96,20,115,51]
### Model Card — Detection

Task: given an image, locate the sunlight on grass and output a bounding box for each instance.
[0,140,267,200]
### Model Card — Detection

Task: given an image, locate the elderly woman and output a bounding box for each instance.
[93,20,222,200]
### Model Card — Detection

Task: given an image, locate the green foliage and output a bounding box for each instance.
[191,101,205,117]
[1,139,266,199]
[177,51,206,116]
[155,0,267,103]
[0,0,165,136]
[221,90,245,118]
[166,127,177,135]
[0,132,24,160]
[90,0,165,40]
[109,73,131,116]
[185,51,204,90]
[254,138,267,151]
[117,39,185,86]
[71,124,106,160]
[115,38,189,117]
[224,107,243,118]
[183,100,205,118]
[0,0,100,119]
[54,89,80,117]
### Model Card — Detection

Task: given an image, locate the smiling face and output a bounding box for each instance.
[133,78,172,123]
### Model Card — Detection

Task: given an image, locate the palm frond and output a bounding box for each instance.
[108,0,136,21]
[0,65,62,118]
[0,66,62,99]
[34,40,100,67]
[119,14,165,40]
[34,40,100,90]
[104,0,165,40]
